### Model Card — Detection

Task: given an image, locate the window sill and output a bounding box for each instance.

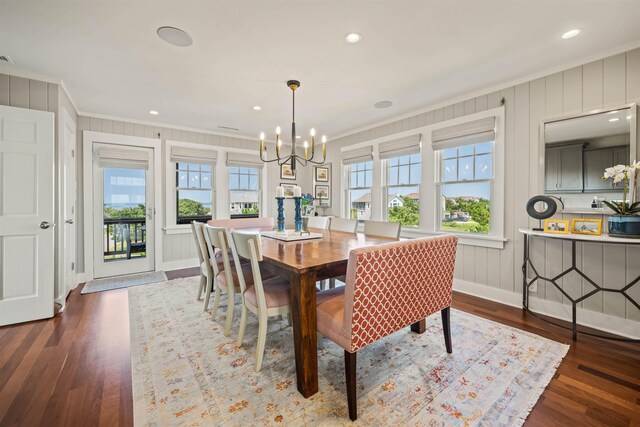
[164,225,193,235]
[399,228,506,249]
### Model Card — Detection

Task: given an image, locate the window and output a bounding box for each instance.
[346,161,372,221]
[229,166,260,218]
[176,163,213,224]
[386,153,421,227]
[436,141,493,234]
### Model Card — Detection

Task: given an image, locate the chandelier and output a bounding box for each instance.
[259,80,326,171]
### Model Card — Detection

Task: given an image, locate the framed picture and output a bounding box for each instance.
[303,205,316,216]
[315,185,329,200]
[543,219,570,234]
[315,166,329,182]
[280,163,296,180]
[280,183,296,198]
[571,218,602,235]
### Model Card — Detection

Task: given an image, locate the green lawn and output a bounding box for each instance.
[441,221,482,233]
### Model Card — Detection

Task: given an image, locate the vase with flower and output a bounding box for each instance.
[602,161,640,237]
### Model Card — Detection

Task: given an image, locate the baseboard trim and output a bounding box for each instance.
[453,279,640,340]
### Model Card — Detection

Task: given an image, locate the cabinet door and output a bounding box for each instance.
[558,146,583,191]
[584,149,613,191]
[544,148,559,191]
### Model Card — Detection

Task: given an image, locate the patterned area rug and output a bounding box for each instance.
[82,271,168,294]
[129,277,568,426]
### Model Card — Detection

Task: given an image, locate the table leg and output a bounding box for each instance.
[290,270,318,398]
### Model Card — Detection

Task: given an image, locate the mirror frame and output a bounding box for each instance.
[538,103,638,193]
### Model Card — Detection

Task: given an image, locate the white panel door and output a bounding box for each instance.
[0,105,55,326]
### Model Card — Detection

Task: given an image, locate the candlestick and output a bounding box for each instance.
[293,197,303,232]
[322,135,326,158]
[276,197,285,232]
[303,140,308,159]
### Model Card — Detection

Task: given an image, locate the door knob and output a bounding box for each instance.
[40,221,54,229]
[65,219,74,224]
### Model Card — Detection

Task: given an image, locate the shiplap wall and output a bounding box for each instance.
[75,117,308,271]
[328,49,640,323]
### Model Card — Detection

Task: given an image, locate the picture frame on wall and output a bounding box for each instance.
[280,183,296,198]
[571,218,602,235]
[315,166,329,182]
[543,219,570,234]
[315,185,329,200]
[280,163,296,180]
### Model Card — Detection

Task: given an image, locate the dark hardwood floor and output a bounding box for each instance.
[1,268,638,426]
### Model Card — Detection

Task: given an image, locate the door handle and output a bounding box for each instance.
[65,219,74,224]
[40,221,55,229]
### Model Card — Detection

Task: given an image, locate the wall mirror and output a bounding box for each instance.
[543,104,637,194]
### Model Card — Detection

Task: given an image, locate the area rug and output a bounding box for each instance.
[82,271,168,294]
[128,277,569,426]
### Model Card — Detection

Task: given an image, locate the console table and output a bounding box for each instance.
[519,228,639,342]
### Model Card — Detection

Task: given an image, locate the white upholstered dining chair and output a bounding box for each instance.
[306,216,330,229]
[363,219,401,238]
[191,221,223,310]
[231,230,292,371]
[329,217,357,233]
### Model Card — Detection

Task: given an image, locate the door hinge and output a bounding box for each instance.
[71,149,75,157]
[71,262,75,271]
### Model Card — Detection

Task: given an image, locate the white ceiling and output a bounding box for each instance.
[2,1,640,141]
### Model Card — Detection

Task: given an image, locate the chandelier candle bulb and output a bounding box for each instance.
[322,135,327,157]
[304,140,309,159]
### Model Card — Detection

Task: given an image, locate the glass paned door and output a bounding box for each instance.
[93,144,154,278]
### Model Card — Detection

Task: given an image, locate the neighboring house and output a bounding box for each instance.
[230,191,259,215]
[352,193,420,219]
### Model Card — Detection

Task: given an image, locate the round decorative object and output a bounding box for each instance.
[526,196,563,230]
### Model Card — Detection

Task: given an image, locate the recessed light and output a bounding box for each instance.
[296,135,301,139]
[345,32,362,43]
[374,100,393,109]
[149,110,159,115]
[253,105,261,111]
[609,118,619,122]
[561,29,581,39]
[157,26,193,47]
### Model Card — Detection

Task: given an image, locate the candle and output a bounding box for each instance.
[276,186,284,198]
[322,135,327,158]
[293,186,302,198]
[310,128,315,155]
[276,126,281,156]
[259,132,264,154]
[303,140,308,159]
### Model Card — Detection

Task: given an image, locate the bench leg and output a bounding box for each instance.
[441,307,452,354]
[344,350,357,421]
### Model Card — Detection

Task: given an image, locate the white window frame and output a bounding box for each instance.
[228,165,262,218]
[384,152,421,228]
[175,162,214,224]
[428,107,505,247]
[344,160,373,222]
[165,140,217,232]
[339,106,505,248]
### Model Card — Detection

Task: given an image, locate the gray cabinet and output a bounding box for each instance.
[583,146,629,191]
[545,144,583,192]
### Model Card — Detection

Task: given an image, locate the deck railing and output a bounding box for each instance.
[104,218,146,258]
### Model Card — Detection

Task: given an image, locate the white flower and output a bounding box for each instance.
[603,164,629,180]
[613,172,627,184]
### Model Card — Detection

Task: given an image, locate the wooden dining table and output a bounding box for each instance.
[252,227,398,398]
